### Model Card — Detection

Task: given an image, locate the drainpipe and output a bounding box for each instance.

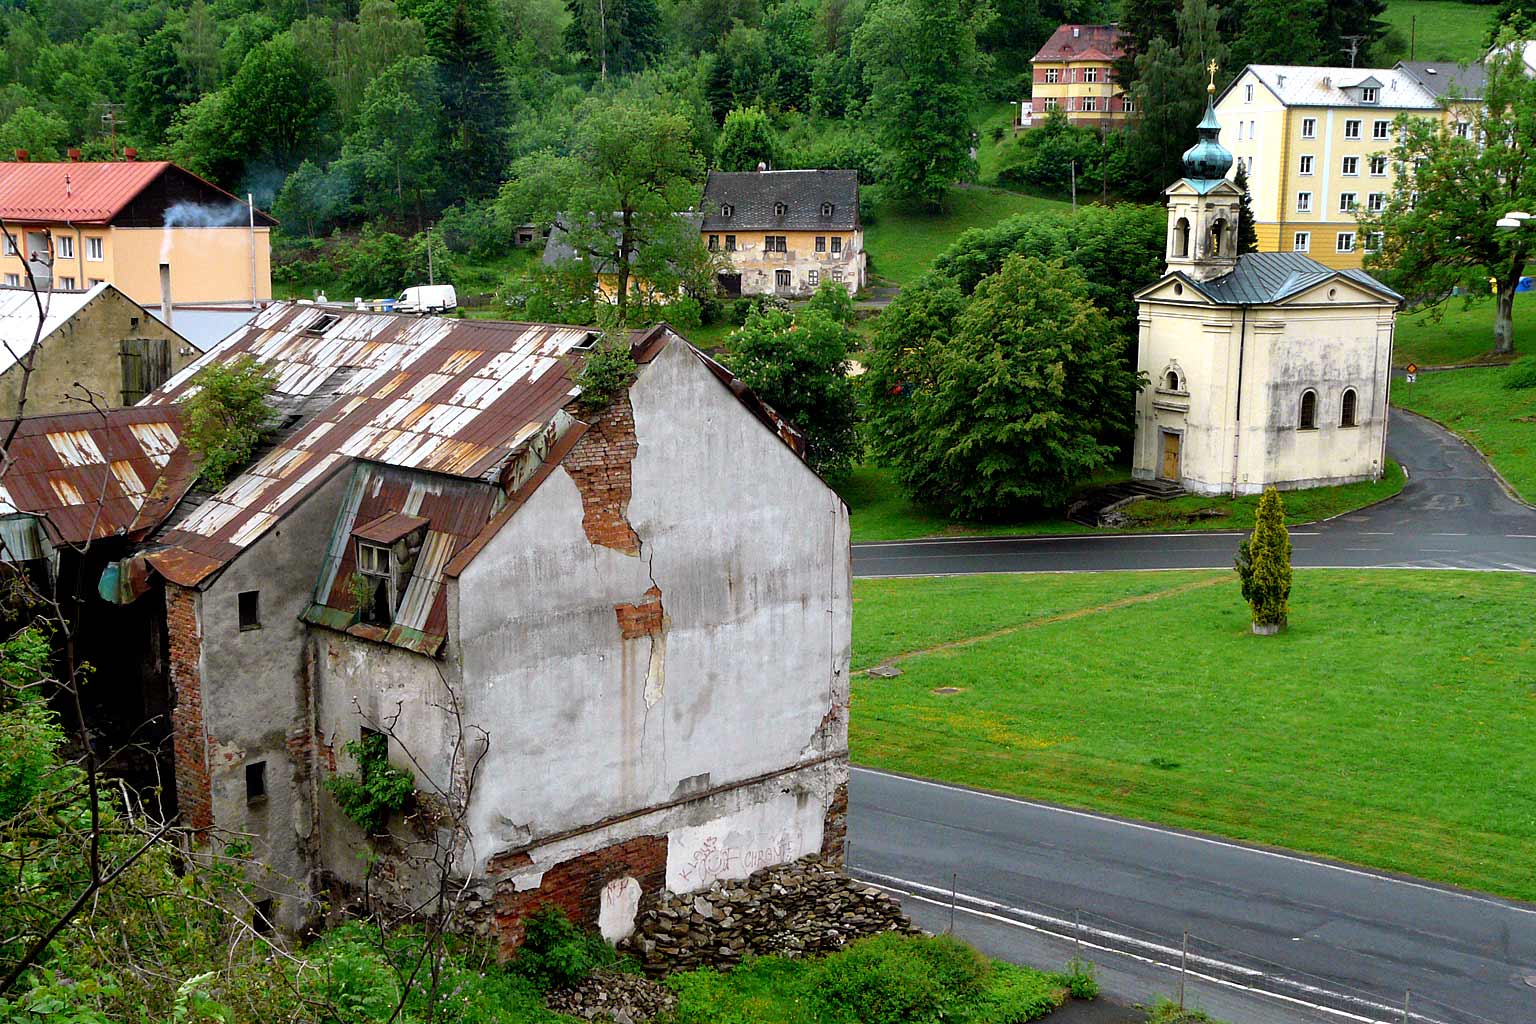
[248,193,258,308]
[1232,303,1249,498]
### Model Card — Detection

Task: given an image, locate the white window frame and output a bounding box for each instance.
[1339,192,1357,212]
[56,236,73,259]
[808,269,820,287]
[831,236,842,254]
[1083,96,1097,112]
[1245,83,1254,102]
[1122,95,1134,113]
[59,276,75,289]
[1345,119,1362,139]
[1045,68,1059,84]
[1369,155,1388,176]
[85,236,103,261]
[1366,192,1386,212]
[1296,192,1312,213]
[2,237,14,256]
[1043,97,1059,111]
[1364,231,1383,253]
[1084,67,1098,83]
[1361,86,1378,104]
[1372,119,1390,140]
[1341,156,1359,176]
[1293,231,1311,253]
[1301,117,1316,139]
[1298,154,1314,175]
[1336,231,1356,253]
[1454,121,1470,138]
[3,274,18,287]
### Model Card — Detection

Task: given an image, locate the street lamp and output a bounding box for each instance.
[1497,210,1532,230]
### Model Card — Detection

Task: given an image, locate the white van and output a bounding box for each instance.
[394,284,457,313]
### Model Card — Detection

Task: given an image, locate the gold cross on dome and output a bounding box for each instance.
[1207,60,1219,91]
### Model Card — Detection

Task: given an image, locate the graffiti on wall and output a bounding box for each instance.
[666,791,825,893]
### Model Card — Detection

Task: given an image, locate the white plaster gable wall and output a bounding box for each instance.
[455,336,850,874]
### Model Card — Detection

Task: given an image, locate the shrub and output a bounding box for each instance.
[805,278,857,326]
[512,907,616,991]
[182,357,277,490]
[1503,355,1536,389]
[1048,956,1099,999]
[972,961,1068,1023]
[1235,487,1292,631]
[574,323,637,411]
[810,933,989,1024]
[324,732,414,834]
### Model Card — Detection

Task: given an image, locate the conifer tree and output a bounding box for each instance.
[1234,162,1259,254]
[1236,487,1292,633]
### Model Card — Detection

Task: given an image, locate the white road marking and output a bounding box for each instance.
[1431,533,1469,537]
[1508,534,1536,539]
[855,565,1533,579]
[854,530,1320,550]
[859,873,1449,1024]
[850,766,1536,917]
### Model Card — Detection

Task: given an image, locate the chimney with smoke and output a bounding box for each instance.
[159,263,173,328]
[124,147,138,161]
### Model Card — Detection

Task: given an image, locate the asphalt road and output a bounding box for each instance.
[849,767,1536,1024]
[853,411,1536,578]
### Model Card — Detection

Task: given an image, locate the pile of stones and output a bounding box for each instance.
[617,854,920,974]
[544,969,678,1023]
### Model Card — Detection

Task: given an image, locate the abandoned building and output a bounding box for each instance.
[700,169,867,298]
[109,303,849,944]
[0,283,202,416]
[0,404,198,791]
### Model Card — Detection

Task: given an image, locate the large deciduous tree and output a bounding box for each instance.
[863,255,1144,518]
[1360,44,1536,356]
[714,106,777,170]
[854,0,978,210]
[224,37,335,172]
[343,55,445,227]
[726,295,861,477]
[500,99,703,323]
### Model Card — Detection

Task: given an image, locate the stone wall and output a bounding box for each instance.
[820,780,847,866]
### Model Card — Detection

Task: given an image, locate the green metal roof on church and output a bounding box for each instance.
[1173,252,1402,306]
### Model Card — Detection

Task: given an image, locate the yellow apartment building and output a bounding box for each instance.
[0,158,275,306]
[1025,24,1130,130]
[1215,64,1476,269]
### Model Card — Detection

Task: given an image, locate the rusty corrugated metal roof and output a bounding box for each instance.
[145,303,602,587]
[352,510,430,544]
[0,406,197,547]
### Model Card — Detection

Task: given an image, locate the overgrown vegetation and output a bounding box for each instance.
[574,324,638,411]
[181,356,277,491]
[511,907,620,991]
[325,732,415,834]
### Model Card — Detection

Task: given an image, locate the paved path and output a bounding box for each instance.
[850,767,1536,1024]
[853,411,1536,578]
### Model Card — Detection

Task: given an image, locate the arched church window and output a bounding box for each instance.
[1340,388,1358,427]
[1173,217,1191,258]
[1298,389,1318,430]
[1165,370,1182,391]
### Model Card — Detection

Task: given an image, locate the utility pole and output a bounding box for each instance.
[1070,160,1077,214]
[1342,35,1366,68]
[1179,930,1189,1009]
[1410,16,1416,61]
[427,226,435,285]
[598,0,608,82]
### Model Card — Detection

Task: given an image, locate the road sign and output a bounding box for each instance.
[1405,362,1418,383]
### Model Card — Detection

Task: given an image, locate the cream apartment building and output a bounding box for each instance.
[1215,65,1464,270]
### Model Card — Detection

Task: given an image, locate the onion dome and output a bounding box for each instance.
[1181,91,1233,182]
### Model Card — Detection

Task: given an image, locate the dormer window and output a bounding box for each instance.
[821,202,834,218]
[355,542,394,625]
[774,202,787,217]
[349,511,429,628]
[1361,86,1378,103]
[720,203,734,218]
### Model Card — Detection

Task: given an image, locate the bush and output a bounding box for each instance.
[1048,957,1099,1000]
[436,200,514,257]
[324,732,414,834]
[810,933,989,1024]
[574,323,638,411]
[805,278,856,325]
[1235,487,1292,631]
[1503,355,1536,389]
[972,961,1068,1023]
[182,357,277,490]
[512,907,616,991]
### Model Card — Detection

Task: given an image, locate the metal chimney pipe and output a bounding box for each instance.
[159,263,173,328]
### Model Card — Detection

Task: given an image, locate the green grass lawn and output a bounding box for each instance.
[1391,366,1536,503]
[851,569,1536,900]
[841,460,1407,543]
[1393,292,1533,368]
[975,101,1023,187]
[1378,0,1495,63]
[863,187,1072,287]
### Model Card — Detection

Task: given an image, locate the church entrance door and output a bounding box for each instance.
[1160,431,1182,480]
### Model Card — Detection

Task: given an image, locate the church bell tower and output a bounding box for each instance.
[1164,62,1242,283]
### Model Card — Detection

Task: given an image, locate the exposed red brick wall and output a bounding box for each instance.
[563,394,641,555]
[614,585,664,639]
[166,583,212,833]
[821,781,848,867]
[492,834,667,956]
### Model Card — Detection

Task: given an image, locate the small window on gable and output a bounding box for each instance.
[821,202,834,218]
[1341,388,1358,427]
[238,591,260,631]
[1299,389,1318,430]
[246,760,267,802]
[773,202,787,217]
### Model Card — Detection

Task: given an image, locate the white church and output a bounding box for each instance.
[1131,75,1401,496]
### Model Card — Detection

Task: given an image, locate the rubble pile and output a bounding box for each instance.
[544,969,677,1023]
[618,855,919,973]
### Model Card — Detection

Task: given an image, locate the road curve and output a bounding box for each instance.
[848,767,1536,1024]
[853,411,1536,578]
